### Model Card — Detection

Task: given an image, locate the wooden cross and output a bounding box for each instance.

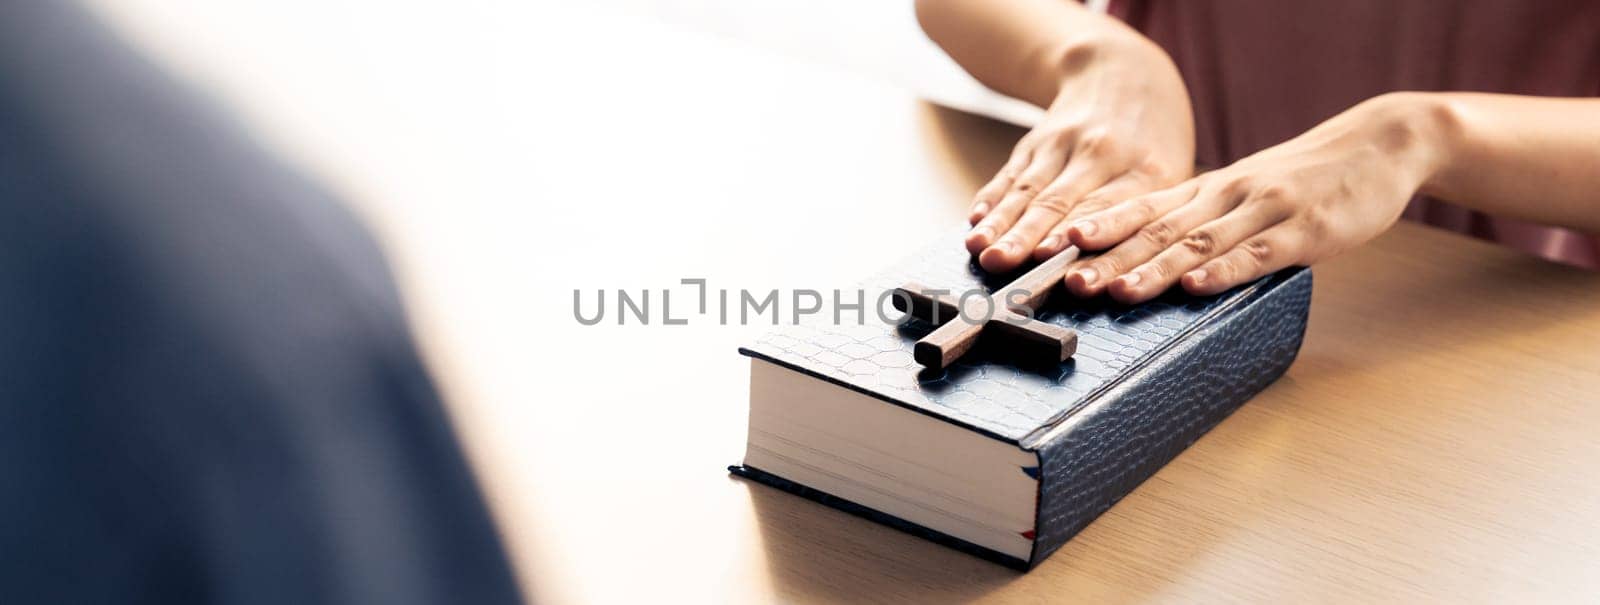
[892,248,1080,370]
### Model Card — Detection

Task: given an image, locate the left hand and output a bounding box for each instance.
[1061,92,1451,303]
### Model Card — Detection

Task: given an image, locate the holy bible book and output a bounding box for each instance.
[730,233,1312,570]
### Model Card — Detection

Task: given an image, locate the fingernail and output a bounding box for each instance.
[1120,272,1143,287]
[1072,221,1097,237]
[1074,267,1099,285]
[1039,235,1059,250]
[972,202,990,215]
[1187,269,1208,284]
[997,240,1018,254]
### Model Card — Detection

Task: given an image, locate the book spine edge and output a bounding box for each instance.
[1025,268,1314,568]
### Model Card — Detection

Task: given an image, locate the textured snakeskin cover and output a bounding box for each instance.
[1028,267,1311,566]
[737,233,1312,569]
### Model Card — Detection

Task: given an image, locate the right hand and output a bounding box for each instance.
[966,35,1195,273]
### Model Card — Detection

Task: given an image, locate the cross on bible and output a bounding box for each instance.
[892,248,1080,370]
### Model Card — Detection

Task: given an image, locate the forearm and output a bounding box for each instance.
[914,0,1158,107]
[1054,91,1600,303]
[1413,93,1600,234]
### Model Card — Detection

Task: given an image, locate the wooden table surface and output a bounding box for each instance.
[87,2,1600,602]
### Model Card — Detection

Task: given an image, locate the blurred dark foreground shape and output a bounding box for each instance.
[0,1,524,603]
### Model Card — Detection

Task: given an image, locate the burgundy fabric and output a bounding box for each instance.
[1110,0,1600,268]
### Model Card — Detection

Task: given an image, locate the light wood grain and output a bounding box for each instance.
[85,2,1600,602]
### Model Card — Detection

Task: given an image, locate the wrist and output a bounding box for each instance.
[1359,92,1463,195]
[1046,30,1169,97]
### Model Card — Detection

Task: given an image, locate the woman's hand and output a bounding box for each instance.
[965,35,1194,273]
[1062,93,1453,303]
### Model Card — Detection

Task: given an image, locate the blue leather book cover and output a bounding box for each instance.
[732,233,1313,570]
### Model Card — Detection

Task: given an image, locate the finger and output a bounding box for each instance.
[1181,222,1309,296]
[1034,171,1162,260]
[1063,183,1238,298]
[965,144,1068,255]
[970,147,1033,225]
[980,158,1118,272]
[1064,180,1200,251]
[1106,200,1293,303]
